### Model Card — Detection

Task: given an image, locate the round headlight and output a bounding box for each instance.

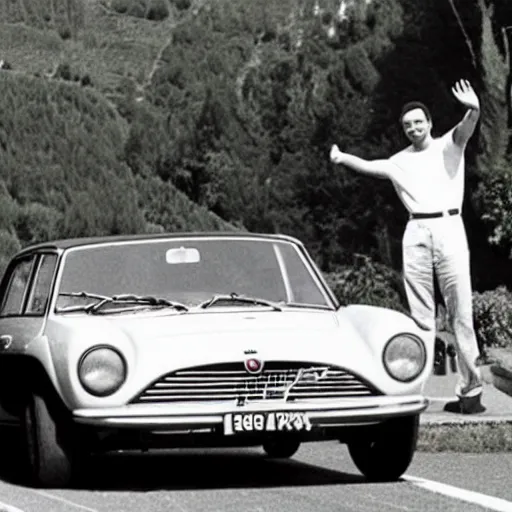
[78,346,127,397]
[383,334,426,382]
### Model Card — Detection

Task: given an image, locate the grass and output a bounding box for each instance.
[418,422,512,453]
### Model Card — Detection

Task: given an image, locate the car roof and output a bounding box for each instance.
[14,231,304,256]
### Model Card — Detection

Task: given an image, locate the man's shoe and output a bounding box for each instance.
[443,393,486,414]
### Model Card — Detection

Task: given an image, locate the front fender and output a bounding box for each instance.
[340,304,434,388]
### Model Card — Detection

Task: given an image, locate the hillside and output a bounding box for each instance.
[0,0,237,274]
[0,0,512,292]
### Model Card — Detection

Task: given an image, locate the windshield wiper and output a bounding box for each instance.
[56,292,188,314]
[282,302,333,310]
[86,294,189,314]
[56,291,111,313]
[59,291,110,301]
[198,293,282,311]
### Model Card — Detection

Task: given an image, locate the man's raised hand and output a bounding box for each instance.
[330,144,344,164]
[451,79,480,111]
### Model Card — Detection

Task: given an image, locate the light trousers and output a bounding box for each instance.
[402,215,482,398]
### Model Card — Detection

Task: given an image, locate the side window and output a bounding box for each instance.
[26,254,58,315]
[0,257,35,316]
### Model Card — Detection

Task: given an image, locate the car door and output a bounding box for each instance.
[0,252,59,422]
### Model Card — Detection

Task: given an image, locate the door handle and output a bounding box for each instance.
[0,335,12,350]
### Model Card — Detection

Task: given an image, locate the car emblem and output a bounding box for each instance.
[244,358,264,375]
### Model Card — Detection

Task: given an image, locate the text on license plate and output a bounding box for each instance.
[224,412,312,436]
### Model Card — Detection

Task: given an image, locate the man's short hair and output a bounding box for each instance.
[399,101,432,123]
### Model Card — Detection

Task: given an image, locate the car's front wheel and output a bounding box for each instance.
[348,415,419,482]
[263,437,301,458]
[23,389,75,487]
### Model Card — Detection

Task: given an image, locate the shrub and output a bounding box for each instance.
[111,0,169,20]
[324,254,407,313]
[80,74,93,87]
[472,286,512,358]
[15,202,61,245]
[0,229,22,280]
[473,167,512,255]
[111,0,141,16]
[146,0,170,21]
[343,44,380,94]
[54,62,72,81]
[58,26,72,40]
[173,0,192,10]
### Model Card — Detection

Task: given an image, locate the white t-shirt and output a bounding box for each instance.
[388,128,465,214]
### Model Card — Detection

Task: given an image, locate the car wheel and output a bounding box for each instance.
[23,390,75,487]
[348,415,419,482]
[263,437,301,458]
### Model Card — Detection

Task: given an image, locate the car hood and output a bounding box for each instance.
[111,308,340,337]
[47,307,371,361]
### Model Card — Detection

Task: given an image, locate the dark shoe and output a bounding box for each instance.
[443,393,486,414]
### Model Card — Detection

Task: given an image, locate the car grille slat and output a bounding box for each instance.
[131,362,381,404]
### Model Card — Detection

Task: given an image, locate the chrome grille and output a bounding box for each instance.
[131,362,381,404]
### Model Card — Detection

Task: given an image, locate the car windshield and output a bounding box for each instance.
[54,237,333,312]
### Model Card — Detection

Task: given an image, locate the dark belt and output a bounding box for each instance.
[410,208,460,220]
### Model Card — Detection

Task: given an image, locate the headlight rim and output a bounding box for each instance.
[77,344,127,397]
[382,332,426,383]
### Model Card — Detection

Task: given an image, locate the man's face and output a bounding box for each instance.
[401,108,432,145]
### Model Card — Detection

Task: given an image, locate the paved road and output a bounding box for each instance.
[0,442,511,512]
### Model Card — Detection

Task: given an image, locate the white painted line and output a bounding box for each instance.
[29,490,100,512]
[0,500,25,512]
[404,475,512,512]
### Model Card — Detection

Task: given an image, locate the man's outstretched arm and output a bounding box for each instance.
[451,79,480,147]
[329,144,395,179]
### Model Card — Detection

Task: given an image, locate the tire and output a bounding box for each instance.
[23,390,75,487]
[348,415,419,482]
[263,437,301,459]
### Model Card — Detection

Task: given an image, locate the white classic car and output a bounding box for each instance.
[0,232,430,487]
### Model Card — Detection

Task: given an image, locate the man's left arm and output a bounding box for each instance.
[451,79,480,147]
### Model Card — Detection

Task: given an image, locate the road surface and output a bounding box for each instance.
[0,441,511,512]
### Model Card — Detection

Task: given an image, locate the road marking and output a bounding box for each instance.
[404,475,512,512]
[29,490,100,512]
[0,500,25,512]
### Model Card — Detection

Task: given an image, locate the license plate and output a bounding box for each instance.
[224,412,312,436]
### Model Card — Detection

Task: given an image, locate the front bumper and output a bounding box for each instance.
[73,395,429,431]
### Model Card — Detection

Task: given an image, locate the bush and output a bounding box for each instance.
[473,286,512,358]
[146,0,170,21]
[473,167,512,255]
[343,44,380,94]
[0,229,22,280]
[173,0,192,10]
[324,254,407,313]
[15,202,61,245]
[111,0,170,20]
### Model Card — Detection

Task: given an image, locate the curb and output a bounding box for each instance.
[490,364,512,398]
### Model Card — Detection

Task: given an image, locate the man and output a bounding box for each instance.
[330,79,485,414]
